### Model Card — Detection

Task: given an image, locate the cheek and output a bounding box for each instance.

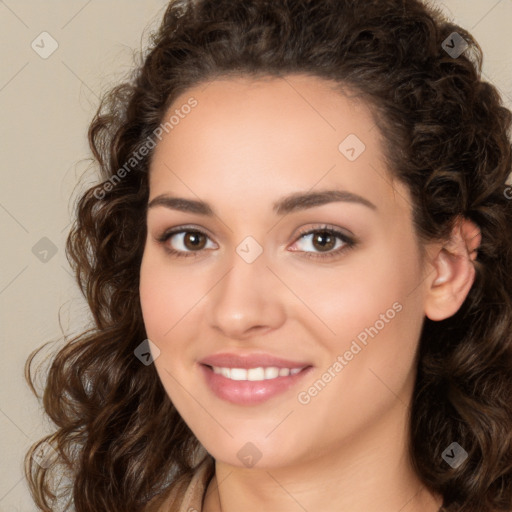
[139,251,200,405]
[138,247,215,406]
[303,246,420,340]
[292,262,424,447]
[300,237,425,395]
[139,264,173,341]
[139,248,206,340]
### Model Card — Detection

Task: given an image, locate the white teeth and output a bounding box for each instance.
[211,366,304,381]
[264,367,279,379]
[249,367,265,380]
[230,368,248,381]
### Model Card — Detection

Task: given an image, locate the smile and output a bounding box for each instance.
[211,366,304,381]
[200,363,313,405]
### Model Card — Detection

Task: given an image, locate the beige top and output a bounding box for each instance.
[145,456,215,512]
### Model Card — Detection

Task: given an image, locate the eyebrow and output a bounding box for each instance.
[147,189,377,216]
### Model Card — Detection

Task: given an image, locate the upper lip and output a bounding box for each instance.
[199,352,312,369]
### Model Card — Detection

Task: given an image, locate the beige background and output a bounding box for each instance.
[1,1,511,510]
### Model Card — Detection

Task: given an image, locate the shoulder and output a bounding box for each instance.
[144,456,215,512]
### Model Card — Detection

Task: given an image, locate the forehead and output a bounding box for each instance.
[165,74,378,150]
[148,74,409,219]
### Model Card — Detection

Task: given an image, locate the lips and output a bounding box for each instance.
[198,352,313,405]
[199,352,310,369]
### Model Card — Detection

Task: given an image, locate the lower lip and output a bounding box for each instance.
[199,364,313,405]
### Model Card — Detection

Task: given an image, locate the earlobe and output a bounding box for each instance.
[424,217,481,321]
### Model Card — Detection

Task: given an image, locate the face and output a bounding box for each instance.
[139,74,430,469]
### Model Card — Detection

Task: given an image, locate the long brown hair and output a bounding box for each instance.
[25,0,512,510]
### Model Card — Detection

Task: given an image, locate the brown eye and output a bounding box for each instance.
[157,227,216,258]
[182,231,207,250]
[311,231,337,252]
[290,225,357,261]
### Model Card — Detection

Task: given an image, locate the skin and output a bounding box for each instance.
[139,74,480,512]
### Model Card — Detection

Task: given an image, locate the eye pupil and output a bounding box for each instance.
[313,231,335,251]
[184,231,206,250]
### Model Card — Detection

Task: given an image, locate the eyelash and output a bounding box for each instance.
[155,224,357,261]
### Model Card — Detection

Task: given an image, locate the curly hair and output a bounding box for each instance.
[25,0,512,510]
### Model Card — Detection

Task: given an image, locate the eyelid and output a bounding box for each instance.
[155,223,215,241]
[293,223,355,241]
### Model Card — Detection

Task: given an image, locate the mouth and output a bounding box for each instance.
[199,363,313,405]
[210,365,304,380]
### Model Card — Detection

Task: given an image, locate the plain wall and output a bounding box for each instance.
[1,1,511,510]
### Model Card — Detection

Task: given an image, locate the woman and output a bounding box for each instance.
[25,0,512,511]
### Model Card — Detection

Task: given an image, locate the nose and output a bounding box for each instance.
[207,247,286,340]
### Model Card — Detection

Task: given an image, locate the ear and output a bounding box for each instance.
[424,216,481,321]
